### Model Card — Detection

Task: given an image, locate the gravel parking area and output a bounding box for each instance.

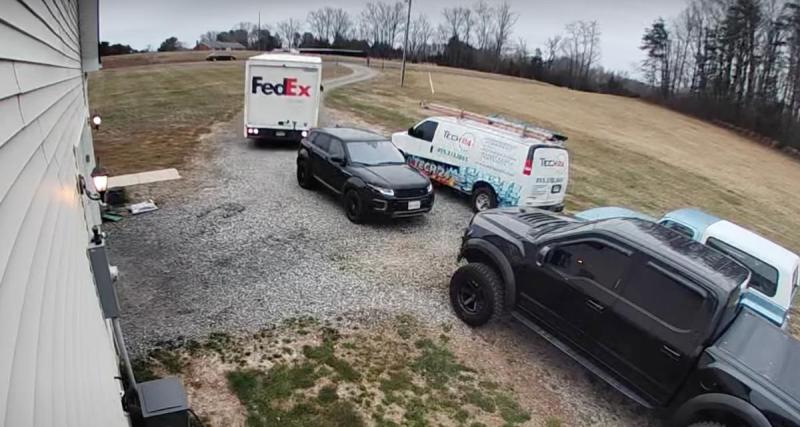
[109,65,472,355]
[107,64,654,425]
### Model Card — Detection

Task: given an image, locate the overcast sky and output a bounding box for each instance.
[100,0,687,75]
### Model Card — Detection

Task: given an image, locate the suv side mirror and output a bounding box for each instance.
[536,245,552,267]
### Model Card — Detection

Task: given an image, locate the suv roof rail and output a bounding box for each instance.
[420,101,568,143]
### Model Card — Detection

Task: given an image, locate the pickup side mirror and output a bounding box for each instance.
[408,127,415,136]
[536,245,552,267]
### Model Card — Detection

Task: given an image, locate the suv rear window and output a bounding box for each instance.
[706,237,779,297]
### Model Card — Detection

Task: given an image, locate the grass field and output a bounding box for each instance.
[327,68,800,254]
[88,61,351,175]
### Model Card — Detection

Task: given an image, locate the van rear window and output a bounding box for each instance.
[706,237,779,297]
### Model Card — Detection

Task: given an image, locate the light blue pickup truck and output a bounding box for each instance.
[576,207,800,327]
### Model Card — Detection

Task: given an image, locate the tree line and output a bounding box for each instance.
[641,0,800,150]
[134,1,636,97]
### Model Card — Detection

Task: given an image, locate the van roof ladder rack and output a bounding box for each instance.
[420,101,568,143]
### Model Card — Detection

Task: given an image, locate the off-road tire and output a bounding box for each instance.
[344,189,365,223]
[449,263,504,326]
[471,185,498,212]
[297,160,315,189]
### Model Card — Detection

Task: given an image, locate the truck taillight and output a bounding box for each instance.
[523,158,532,176]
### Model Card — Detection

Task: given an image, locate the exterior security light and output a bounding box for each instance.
[78,165,110,201]
[90,114,102,129]
[91,165,109,193]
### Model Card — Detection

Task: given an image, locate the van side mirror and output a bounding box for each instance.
[536,245,552,267]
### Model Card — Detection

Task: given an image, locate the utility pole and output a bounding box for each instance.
[400,0,412,87]
[258,11,262,51]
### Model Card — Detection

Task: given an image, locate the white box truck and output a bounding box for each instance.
[392,103,569,212]
[244,53,322,141]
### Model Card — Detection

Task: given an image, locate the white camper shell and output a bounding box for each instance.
[244,53,322,141]
[392,104,569,212]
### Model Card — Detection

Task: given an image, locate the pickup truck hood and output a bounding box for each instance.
[476,207,584,241]
[708,309,800,413]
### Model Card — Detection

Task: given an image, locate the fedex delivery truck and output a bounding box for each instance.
[244,53,322,141]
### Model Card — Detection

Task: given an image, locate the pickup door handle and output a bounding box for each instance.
[661,345,681,361]
[585,299,604,312]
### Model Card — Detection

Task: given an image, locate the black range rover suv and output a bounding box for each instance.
[451,208,800,427]
[297,128,434,223]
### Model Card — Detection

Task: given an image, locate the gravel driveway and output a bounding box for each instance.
[109,64,472,355]
[107,63,654,425]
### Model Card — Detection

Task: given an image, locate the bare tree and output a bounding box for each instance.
[330,8,352,41]
[545,35,562,65]
[462,8,475,45]
[493,0,518,58]
[514,37,529,60]
[442,7,465,40]
[409,14,434,60]
[277,18,303,48]
[308,8,334,43]
[473,0,494,50]
[199,31,219,44]
[359,1,404,47]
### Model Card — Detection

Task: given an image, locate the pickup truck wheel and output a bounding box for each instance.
[450,263,504,326]
[344,189,366,223]
[297,160,315,190]
[471,186,497,212]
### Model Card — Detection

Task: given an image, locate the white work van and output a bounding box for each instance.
[243,53,322,141]
[392,104,569,212]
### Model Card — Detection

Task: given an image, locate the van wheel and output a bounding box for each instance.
[471,186,497,212]
[449,263,504,327]
[344,189,365,223]
[297,160,315,189]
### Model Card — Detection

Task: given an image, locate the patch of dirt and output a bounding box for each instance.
[183,356,248,427]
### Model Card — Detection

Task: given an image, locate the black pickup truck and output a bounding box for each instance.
[450,208,800,427]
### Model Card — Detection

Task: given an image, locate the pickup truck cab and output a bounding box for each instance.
[451,208,800,426]
[575,207,800,327]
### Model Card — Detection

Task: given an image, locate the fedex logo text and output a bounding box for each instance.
[251,77,311,97]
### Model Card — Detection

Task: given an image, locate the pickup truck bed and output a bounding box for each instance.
[710,309,800,402]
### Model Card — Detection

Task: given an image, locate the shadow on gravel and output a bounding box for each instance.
[248,139,300,151]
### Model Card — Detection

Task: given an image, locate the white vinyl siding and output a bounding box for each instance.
[0,1,127,426]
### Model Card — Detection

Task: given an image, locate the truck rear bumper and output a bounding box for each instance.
[245,127,307,141]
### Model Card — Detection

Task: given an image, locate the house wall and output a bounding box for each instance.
[0,0,128,426]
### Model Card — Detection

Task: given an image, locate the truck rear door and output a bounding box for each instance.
[246,63,320,130]
[524,146,568,206]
